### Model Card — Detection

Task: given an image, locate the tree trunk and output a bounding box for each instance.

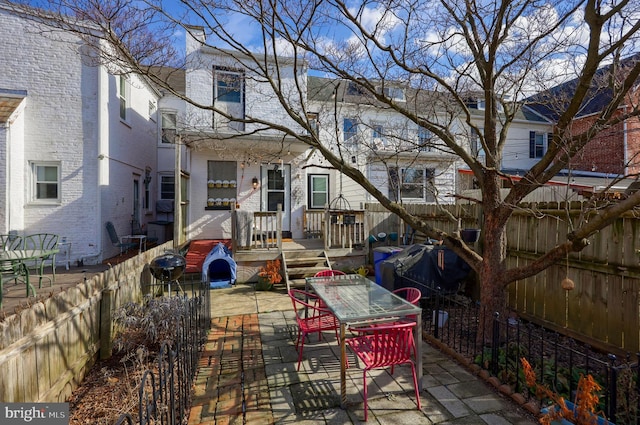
[477,177,509,344]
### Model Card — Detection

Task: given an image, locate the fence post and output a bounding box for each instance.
[99,288,114,359]
[276,204,283,251]
[324,204,330,251]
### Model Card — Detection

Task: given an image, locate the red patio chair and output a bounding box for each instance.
[289,289,340,371]
[312,269,347,336]
[346,321,422,421]
[392,287,422,305]
[314,269,346,277]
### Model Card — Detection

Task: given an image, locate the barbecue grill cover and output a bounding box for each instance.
[202,242,236,285]
[379,244,470,294]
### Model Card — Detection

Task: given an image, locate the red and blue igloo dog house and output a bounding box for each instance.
[201,242,237,289]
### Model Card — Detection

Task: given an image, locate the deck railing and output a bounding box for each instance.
[304,207,366,250]
[231,206,282,251]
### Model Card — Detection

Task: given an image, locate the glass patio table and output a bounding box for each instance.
[306,274,423,408]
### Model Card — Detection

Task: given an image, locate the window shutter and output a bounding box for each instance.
[529,131,535,158]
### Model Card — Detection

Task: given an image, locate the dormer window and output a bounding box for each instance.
[382,86,405,101]
[346,81,367,96]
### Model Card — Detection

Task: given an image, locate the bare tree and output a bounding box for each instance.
[11,0,640,319]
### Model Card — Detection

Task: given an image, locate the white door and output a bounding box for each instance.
[261,164,290,233]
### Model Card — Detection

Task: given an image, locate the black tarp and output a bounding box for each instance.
[379,244,471,295]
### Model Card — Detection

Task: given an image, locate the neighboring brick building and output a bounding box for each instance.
[527,55,640,177]
[0,4,160,263]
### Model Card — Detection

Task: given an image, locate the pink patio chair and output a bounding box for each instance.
[313,269,346,277]
[312,269,347,336]
[346,321,422,421]
[392,287,422,306]
[289,289,340,371]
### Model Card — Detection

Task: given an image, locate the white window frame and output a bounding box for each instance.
[389,167,436,203]
[372,122,384,139]
[214,69,244,103]
[307,112,319,135]
[529,131,547,158]
[118,75,130,122]
[382,86,406,101]
[31,161,61,204]
[343,117,359,144]
[471,127,485,157]
[418,126,434,151]
[161,111,177,144]
[308,174,329,209]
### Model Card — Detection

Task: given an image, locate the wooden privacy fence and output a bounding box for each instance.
[365,201,640,355]
[0,243,171,402]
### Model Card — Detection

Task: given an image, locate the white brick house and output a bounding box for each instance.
[0,4,160,264]
[161,30,557,244]
[159,28,309,242]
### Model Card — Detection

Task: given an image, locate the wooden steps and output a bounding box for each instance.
[282,249,331,288]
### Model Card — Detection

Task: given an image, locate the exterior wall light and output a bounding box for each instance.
[252,177,259,189]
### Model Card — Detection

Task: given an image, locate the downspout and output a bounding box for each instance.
[85,64,108,263]
[623,113,628,176]
[173,134,181,250]
[3,122,10,233]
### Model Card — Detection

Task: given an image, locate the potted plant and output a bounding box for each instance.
[256,259,283,291]
[520,358,614,425]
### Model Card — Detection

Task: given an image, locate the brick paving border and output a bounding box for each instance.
[188,314,274,425]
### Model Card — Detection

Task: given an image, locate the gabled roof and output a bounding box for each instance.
[525,53,640,121]
[308,75,551,123]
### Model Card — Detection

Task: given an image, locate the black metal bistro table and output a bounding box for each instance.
[306,274,423,408]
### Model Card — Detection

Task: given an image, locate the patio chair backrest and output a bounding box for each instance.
[289,289,323,317]
[23,233,58,251]
[105,221,121,244]
[314,269,346,277]
[347,321,416,368]
[392,287,422,305]
[0,234,22,250]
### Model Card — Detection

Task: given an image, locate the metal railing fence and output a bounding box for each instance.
[418,284,639,424]
[113,275,210,425]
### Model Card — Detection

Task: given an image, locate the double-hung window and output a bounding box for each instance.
[382,86,405,101]
[161,111,177,144]
[307,112,319,136]
[118,75,129,121]
[31,162,60,203]
[215,70,243,103]
[470,127,485,157]
[529,131,546,158]
[308,174,329,209]
[372,123,384,139]
[389,167,436,202]
[343,118,358,144]
[418,127,433,151]
[213,68,245,131]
